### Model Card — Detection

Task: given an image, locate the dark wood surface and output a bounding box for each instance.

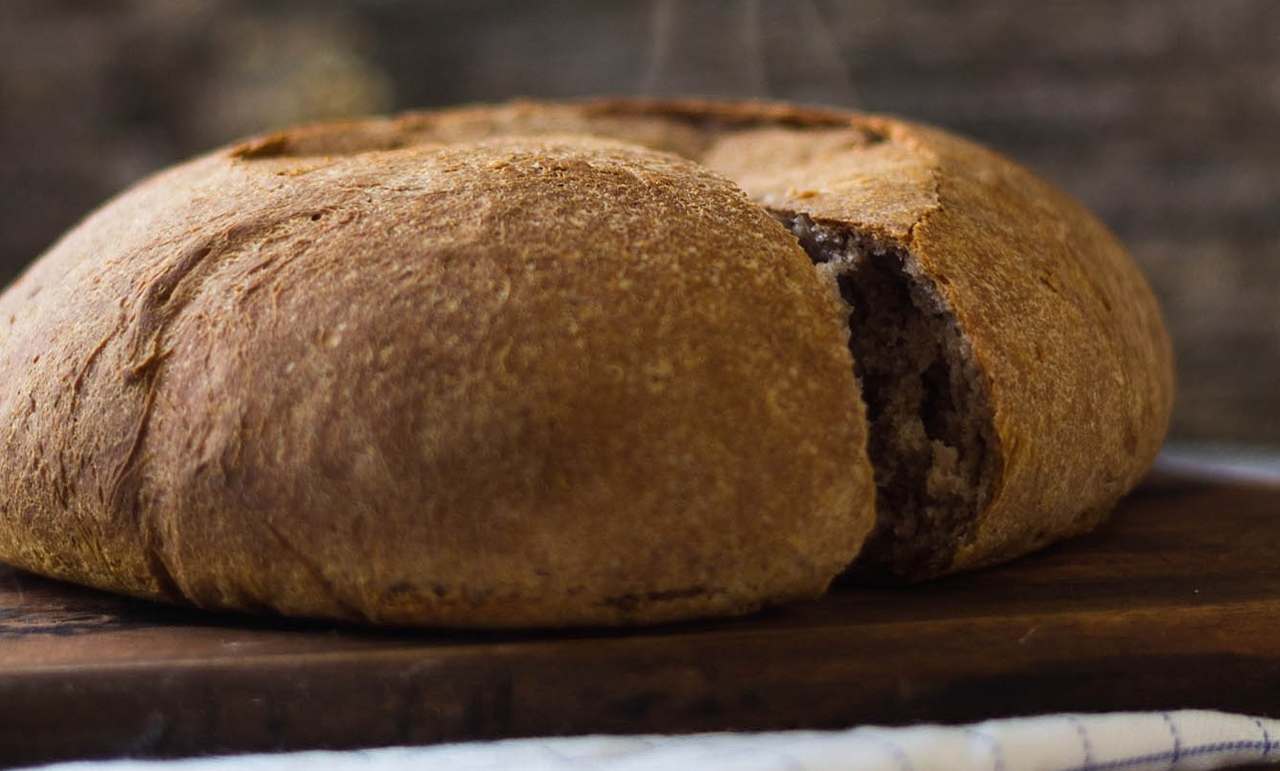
[2,468,1279,766]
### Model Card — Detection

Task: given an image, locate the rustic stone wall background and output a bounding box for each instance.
[1,0,1276,443]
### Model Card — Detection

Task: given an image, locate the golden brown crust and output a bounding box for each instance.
[0,134,873,626]
[0,97,1173,626]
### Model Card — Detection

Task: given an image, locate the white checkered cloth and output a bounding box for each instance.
[34,710,1280,771]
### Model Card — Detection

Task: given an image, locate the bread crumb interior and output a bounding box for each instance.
[779,213,995,579]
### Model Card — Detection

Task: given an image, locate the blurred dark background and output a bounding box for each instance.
[1,0,1276,443]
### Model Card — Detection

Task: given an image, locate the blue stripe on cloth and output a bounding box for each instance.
[1068,715,1095,768]
[1056,740,1273,771]
[965,728,1006,771]
[858,730,914,771]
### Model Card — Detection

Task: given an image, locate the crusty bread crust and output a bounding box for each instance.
[0,133,874,626]
[0,98,1172,625]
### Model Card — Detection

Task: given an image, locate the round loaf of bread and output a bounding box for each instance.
[0,99,1173,626]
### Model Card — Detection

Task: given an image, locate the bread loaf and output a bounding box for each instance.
[0,99,1173,626]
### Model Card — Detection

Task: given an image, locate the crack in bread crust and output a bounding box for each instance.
[778,212,998,580]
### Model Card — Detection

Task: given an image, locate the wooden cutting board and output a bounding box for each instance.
[2,467,1279,766]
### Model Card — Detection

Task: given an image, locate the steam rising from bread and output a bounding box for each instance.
[641,0,857,105]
